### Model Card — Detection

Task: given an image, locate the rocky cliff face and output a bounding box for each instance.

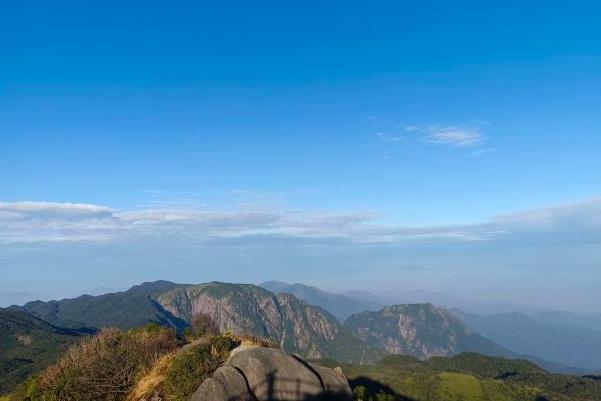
[157,282,379,363]
[344,303,512,360]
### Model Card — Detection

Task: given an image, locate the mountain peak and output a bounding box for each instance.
[345,302,511,360]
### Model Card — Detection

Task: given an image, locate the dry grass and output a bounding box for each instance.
[39,326,178,401]
[235,334,279,349]
[127,352,175,401]
[27,327,277,401]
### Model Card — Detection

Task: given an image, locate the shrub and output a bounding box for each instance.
[6,376,43,401]
[188,314,219,339]
[353,385,367,401]
[162,345,219,401]
[235,334,279,349]
[37,325,177,401]
[162,335,238,401]
[209,335,239,355]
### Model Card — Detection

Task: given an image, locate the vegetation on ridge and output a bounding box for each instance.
[14,281,187,331]
[317,353,601,401]
[6,321,245,401]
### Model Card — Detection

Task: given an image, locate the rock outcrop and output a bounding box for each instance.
[190,346,353,401]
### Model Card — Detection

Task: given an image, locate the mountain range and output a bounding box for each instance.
[156,282,380,363]
[260,281,552,317]
[260,281,601,373]
[454,309,601,372]
[15,279,506,366]
[529,310,601,332]
[4,279,600,396]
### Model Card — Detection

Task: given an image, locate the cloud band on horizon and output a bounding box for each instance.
[1,197,600,247]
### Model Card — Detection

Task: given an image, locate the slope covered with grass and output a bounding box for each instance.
[317,353,601,401]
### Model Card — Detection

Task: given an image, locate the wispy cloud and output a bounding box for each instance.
[468,147,497,157]
[376,123,489,150]
[376,132,403,142]
[424,125,483,147]
[1,198,601,247]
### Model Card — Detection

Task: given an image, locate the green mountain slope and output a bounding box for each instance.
[0,308,86,394]
[344,303,512,360]
[14,281,187,331]
[318,353,601,401]
[157,282,381,363]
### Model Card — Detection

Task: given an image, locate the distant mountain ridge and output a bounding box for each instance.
[259,281,382,321]
[13,280,188,331]
[260,281,601,373]
[529,310,601,332]
[455,310,601,372]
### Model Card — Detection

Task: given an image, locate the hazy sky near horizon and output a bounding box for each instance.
[1,1,601,312]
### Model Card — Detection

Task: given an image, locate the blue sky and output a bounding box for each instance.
[1,1,600,312]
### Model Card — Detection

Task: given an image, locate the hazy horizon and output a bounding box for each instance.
[2,1,601,314]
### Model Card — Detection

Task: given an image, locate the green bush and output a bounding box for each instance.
[162,334,239,401]
[353,385,367,400]
[6,376,43,401]
[209,335,239,355]
[163,346,216,400]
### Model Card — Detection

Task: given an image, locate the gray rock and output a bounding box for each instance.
[190,366,254,401]
[229,347,324,401]
[191,347,355,401]
[309,363,354,401]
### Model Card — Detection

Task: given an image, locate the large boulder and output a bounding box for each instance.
[189,366,254,401]
[191,346,353,401]
[309,363,353,397]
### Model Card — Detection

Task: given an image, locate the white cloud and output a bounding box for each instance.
[424,125,483,147]
[493,197,601,230]
[0,201,113,218]
[1,198,600,246]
